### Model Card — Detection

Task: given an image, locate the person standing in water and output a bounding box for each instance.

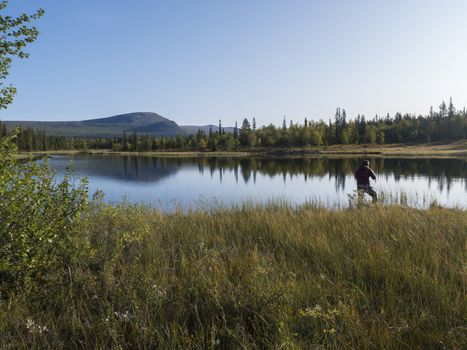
[354,159,377,202]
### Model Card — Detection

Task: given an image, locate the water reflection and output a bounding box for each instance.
[196,157,467,192]
[49,154,179,182]
[48,155,467,208]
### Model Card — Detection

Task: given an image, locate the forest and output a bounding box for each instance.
[2,99,466,152]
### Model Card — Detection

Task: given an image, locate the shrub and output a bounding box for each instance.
[0,135,88,296]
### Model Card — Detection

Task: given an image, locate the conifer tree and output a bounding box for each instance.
[439,101,447,118]
[448,97,455,117]
[233,121,238,139]
[240,118,251,146]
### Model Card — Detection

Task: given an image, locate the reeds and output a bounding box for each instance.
[1,202,465,349]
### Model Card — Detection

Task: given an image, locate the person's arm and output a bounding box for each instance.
[369,168,376,180]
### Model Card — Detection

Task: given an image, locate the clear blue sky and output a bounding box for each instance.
[2,0,467,126]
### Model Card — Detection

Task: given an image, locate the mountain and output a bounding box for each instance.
[4,112,185,137]
[81,112,168,127]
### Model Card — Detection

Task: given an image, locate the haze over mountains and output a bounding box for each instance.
[3,112,233,137]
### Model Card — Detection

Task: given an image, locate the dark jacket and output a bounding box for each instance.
[355,165,376,186]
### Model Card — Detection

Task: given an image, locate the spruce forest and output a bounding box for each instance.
[2,100,466,152]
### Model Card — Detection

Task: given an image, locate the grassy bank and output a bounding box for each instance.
[1,203,465,349]
[303,140,467,157]
[18,140,467,158]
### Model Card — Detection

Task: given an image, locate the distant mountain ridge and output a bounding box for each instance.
[82,112,168,126]
[4,112,235,137]
[4,112,185,137]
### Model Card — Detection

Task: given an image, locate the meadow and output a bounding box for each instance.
[1,200,465,349]
[1,2,466,348]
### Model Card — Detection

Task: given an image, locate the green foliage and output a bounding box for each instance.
[0,1,44,109]
[0,135,88,296]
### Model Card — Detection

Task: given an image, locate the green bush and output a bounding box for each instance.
[0,135,88,296]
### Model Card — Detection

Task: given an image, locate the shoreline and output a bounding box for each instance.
[19,140,467,158]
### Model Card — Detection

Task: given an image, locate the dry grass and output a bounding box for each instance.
[1,202,465,349]
[18,139,467,158]
[314,140,467,157]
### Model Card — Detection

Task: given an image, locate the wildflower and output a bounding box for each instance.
[25,318,48,334]
[151,284,167,297]
[25,318,35,330]
[114,311,132,322]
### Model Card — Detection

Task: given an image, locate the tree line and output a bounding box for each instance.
[1,99,466,152]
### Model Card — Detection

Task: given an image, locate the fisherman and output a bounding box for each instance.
[354,159,377,203]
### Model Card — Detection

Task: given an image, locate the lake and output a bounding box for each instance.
[47,154,467,210]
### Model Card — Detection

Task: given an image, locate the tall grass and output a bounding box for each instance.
[1,202,465,349]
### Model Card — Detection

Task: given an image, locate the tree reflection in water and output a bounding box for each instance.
[188,157,466,195]
[47,154,466,207]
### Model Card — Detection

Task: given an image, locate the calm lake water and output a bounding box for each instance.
[47,154,467,210]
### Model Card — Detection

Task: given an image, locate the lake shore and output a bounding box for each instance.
[20,140,467,158]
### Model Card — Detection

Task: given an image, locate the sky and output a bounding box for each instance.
[1,0,467,126]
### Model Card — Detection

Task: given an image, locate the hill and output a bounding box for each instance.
[4,112,185,137]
